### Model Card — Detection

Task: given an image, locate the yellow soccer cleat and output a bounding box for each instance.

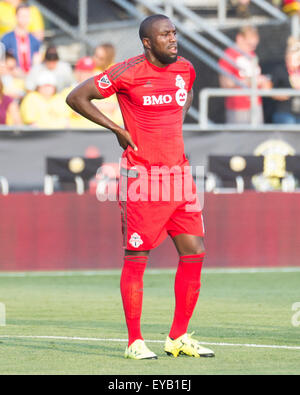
[124,339,158,360]
[164,332,215,358]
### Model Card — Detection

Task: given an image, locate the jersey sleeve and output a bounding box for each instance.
[94,62,126,98]
[188,62,196,92]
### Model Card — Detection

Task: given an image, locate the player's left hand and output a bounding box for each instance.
[116,129,138,152]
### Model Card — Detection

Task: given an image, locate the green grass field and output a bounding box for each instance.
[0,268,299,375]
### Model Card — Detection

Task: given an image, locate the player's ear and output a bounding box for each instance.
[142,37,151,51]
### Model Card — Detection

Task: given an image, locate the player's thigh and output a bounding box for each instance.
[166,190,205,256]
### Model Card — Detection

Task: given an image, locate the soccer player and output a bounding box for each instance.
[66,14,215,360]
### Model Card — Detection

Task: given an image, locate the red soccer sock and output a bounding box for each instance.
[169,253,205,340]
[120,255,148,347]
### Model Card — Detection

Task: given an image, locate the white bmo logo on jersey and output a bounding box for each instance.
[98,75,112,89]
[143,95,172,105]
[175,75,187,107]
[129,233,144,248]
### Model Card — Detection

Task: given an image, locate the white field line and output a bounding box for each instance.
[0,267,300,277]
[0,335,300,351]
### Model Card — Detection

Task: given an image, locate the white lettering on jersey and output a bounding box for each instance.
[143,95,172,106]
[164,95,172,104]
[143,95,172,105]
[152,95,163,105]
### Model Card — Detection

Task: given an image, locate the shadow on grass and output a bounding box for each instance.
[0,337,122,358]
[6,319,126,332]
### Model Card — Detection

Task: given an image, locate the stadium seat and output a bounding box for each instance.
[44,156,104,195]
[207,155,264,192]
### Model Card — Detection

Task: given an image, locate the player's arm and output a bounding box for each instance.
[182,88,193,122]
[66,77,137,151]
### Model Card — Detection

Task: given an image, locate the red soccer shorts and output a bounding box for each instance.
[118,165,205,251]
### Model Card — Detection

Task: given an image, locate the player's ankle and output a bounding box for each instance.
[128,337,144,347]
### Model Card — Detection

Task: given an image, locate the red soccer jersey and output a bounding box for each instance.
[218,47,262,110]
[94,54,196,169]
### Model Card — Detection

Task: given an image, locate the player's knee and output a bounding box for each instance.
[192,238,205,256]
[195,246,205,255]
[175,235,205,256]
[191,246,205,256]
[180,246,205,256]
[125,250,150,257]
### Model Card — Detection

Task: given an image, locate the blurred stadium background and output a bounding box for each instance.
[0,0,300,272]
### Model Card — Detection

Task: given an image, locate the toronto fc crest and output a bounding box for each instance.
[175,75,187,107]
[129,233,144,248]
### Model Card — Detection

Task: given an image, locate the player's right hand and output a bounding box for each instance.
[116,129,138,152]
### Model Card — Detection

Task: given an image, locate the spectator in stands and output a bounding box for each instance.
[230,0,251,18]
[282,0,300,15]
[93,43,116,73]
[0,0,44,41]
[0,51,25,99]
[218,25,272,124]
[272,37,300,123]
[271,0,283,8]
[1,3,41,74]
[0,76,21,124]
[26,45,74,93]
[62,56,123,129]
[62,56,96,96]
[20,71,68,128]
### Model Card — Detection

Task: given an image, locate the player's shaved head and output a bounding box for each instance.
[139,14,170,42]
[139,15,177,66]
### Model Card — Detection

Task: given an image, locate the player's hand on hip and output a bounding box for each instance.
[116,129,138,152]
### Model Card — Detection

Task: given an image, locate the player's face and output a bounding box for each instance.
[149,19,178,65]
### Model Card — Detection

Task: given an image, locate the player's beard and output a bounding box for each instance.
[152,47,178,65]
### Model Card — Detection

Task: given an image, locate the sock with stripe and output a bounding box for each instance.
[169,253,205,340]
[120,255,148,347]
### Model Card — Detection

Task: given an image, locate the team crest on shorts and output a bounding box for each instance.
[129,233,144,248]
[97,75,112,89]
